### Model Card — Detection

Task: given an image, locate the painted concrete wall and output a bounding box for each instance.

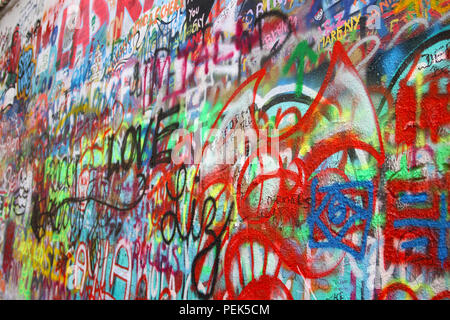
[0,0,448,300]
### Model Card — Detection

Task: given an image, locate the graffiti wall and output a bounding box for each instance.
[0,0,448,300]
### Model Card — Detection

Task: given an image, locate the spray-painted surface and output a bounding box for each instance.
[0,0,448,300]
